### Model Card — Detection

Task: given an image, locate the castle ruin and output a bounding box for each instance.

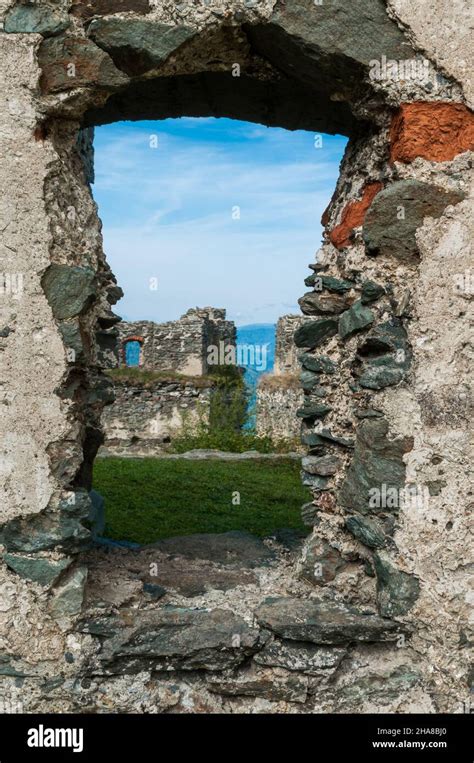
[101,308,237,455]
[116,307,236,375]
[0,0,472,716]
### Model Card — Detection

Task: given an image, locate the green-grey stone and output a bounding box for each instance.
[255,596,407,645]
[39,36,129,94]
[302,455,341,476]
[58,321,85,363]
[300,370,320,391]
[88,18,196,76]
[296,403,332,420]
[427,480,446,496]
[364,180,465,263]
[358,357,406,389]
[299,373,326,397]
[58,374,82,401]
[247,0,416,135]
[300,432,326,454]
[321,275,355,293]
[310,385,327,398]
[364,558,376,578]
[319,429,354,448]
[1,492,93,553]
[356,319,411,389]
[361,280,385,304]
[254,639,345,675]
[82,607,263,672]
[301,502,320,527]
[374,552,420,617]
[298,290,352,315]
[318,429,354,448]
[301,472,330,490]
[358,319,408,355]
[4,3,69,36]
[3,554,72,587]
[304,274,355,292]
[345,515,387,549]
[294,318,338,349]
[302,429,354,449]
[299,538,347,585]
[338,418,412,514]
[339,665,420,702]
[339,300,374,340]
[143,583,167,600]
[267,0,416,66]
[42,675,65,691]
[0,655,30,678]
[50,566,88,621]
[355,408,384,419]
[42,265,96,321]
[85,375,115,405]
[299,353,336,374]
[96,328,119,355]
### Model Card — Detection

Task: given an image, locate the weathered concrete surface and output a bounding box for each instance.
[0,35,65,525]
[387,0,474,107]
[100,377,215,456]
[0,0,472,715]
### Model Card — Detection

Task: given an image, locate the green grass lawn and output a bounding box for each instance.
[93,457,309,544]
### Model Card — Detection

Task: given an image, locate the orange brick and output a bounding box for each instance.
[329,182,383,250]
[390,102,474,163]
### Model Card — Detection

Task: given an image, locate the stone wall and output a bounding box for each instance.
[100,307,235,453]
[116,308,236,376]
[256,316,305,440]
[100,376,215,457]
[0,0,472,715]
[255,376,302,441]
[273,315,308,375]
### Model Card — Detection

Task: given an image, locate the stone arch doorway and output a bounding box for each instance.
[1,0,472,713]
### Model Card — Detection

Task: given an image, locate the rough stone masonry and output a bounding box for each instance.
[100,308,236,455]
[115,307,237,374]
[0,0,472,713]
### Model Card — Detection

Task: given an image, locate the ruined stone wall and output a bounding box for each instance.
[116,308,236,376]
[273,315,308,375]
[255,378,303,441]
[256,316,305,439]
[0,0,472,715]
[100,308,236,453]
[100,377,214,457]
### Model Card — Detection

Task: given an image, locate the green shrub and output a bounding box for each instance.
[171,428,299,454]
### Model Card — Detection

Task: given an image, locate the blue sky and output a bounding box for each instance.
[93,118,347,326]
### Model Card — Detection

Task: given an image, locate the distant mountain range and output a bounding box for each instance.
[236,324,276,427]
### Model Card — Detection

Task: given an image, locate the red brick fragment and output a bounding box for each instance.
[390,102,474,164]
[328,182,383,250]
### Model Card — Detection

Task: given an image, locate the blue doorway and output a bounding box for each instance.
[124,340,141,367]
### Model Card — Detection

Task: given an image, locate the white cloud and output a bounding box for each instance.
[93,119,347,325]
